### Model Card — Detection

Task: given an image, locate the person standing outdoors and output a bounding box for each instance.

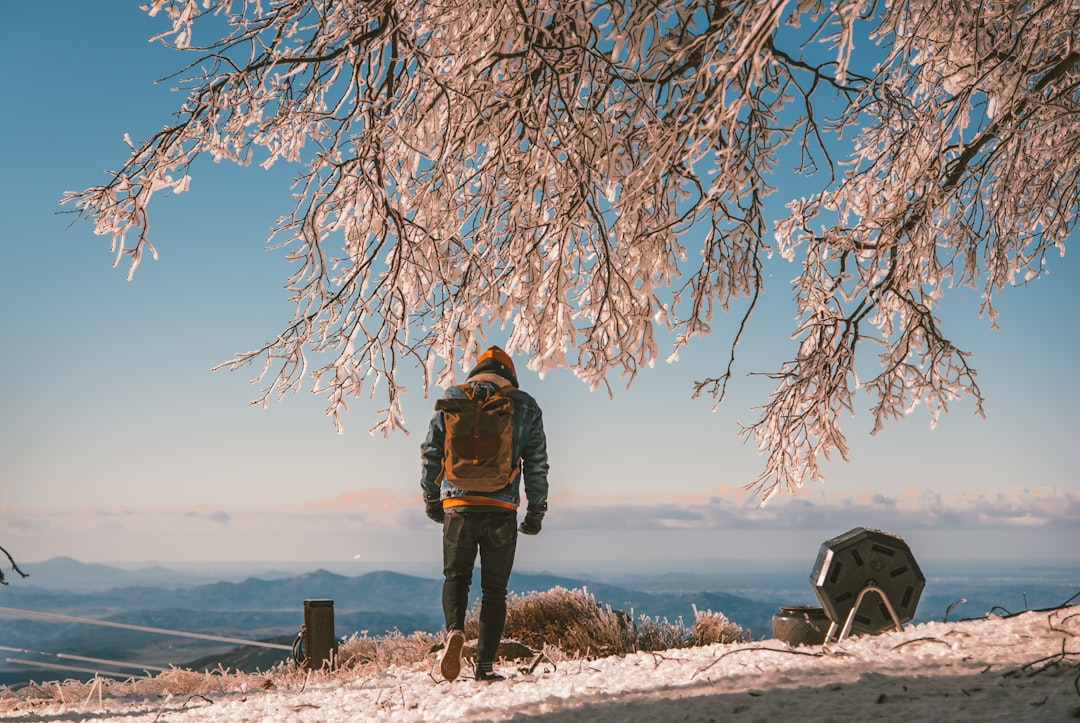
[420,346,549,682]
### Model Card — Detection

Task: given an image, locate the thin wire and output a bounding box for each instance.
[0,646,171,672]
[60,652,172,673]
[4,657,135,679]
[0,606,293,651]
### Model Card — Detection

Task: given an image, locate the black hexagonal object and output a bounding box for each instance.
[811,527,925,635]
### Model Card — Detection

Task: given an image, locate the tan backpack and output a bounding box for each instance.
[436,383,518,492]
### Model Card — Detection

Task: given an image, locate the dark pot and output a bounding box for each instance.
[772,605,831,647]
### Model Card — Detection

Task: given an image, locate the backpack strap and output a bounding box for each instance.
[464,372,518,395]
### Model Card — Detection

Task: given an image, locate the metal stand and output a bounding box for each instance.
[824,584,905,643]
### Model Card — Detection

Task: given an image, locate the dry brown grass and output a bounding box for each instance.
[335,629,442,673]
[491,586,744,657]
[0,586,748,713]
[496,586,637,656]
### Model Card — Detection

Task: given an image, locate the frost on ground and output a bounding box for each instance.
[2,606,1078,722]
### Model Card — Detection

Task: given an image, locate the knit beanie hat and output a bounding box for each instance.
[468,346,518,387]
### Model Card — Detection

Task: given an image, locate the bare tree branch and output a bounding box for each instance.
[0,545,29,585]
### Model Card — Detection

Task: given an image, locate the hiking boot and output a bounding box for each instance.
[475,669,506,682]
[475,661,505,682]
[439,629,465,682]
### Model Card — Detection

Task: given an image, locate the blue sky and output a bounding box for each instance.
[1,4,1077,575]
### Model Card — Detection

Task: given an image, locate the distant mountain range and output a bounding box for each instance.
[3,556,319,591]
[0,558,782,686]
[2,557,1076,688]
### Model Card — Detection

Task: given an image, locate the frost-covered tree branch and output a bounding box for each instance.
[64,0,1078,499]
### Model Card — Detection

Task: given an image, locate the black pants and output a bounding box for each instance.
[441,507,518,665]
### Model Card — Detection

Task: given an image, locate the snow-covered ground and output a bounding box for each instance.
[3,606,1078,722]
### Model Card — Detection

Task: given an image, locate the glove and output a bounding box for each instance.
[425,499,445,524]
[518,510,544,535]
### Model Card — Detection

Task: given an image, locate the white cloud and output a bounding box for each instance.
[546,485,1080,533]
[4,485,1076,565]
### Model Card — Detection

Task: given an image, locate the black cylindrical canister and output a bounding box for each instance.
[772,605,831,646]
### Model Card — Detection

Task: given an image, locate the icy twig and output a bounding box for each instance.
[151,693,173,723]
[1006,639,1080,679]
[944,598,966,622]
[693,646,824,678]
[182,694,213,709]
[81,677,101,711]
[646,651,688,669]
[891,637,952,652]
[519,652,556,675]
[1049,611,1080,637]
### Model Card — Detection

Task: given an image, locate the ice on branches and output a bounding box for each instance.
[66,0,1079,498]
